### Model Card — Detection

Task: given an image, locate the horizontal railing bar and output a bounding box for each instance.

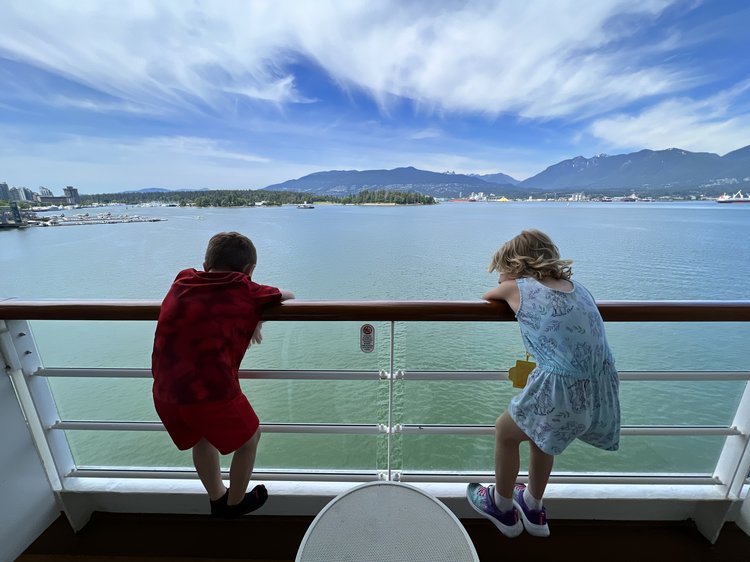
[2,299,749,322]
[618,371,750,381]
[68,468,380,482]
[65,468,719,486]
[398,424,741,436]
[37,368,381,381]
[399,473,720,485]
[50,420,740,437]
[35,367,750,382]
[401,371,750,382]
[51,421,384,435]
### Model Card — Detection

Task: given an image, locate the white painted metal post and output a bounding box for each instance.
[0,320,69,489]
[694,379,750,541]
[5,319,76,481]
[386,321,395,481]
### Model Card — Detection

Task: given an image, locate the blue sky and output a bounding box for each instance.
[1,0,749,194]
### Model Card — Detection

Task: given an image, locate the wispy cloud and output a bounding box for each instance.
[0,130,275,189]
[0,1,747,191]
[0,0,689,120]
[48,95,161,115]
[408,128,443,140]
[589,81,750,154]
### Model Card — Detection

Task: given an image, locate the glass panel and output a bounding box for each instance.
[398,321,748,474]
[49,379,381,425]
[400,435,723,474]
[41,319,390,468]
[49,378,155,421]
[31,320,157,369]
[68,431,382,471]
[397,321,524,372]
[31,320,392,371]
[606,322,750,371]
[246,380,379,424]
[400,380,745,427]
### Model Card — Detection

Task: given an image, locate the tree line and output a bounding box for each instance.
[79,189,436,207]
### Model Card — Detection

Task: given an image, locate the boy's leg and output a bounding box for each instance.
[228,430,261,505]
[192,438,227,500]
[494,410,527,499]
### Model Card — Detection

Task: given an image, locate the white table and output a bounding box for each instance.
[296,481,479,562]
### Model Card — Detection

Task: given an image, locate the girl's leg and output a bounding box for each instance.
[528,439,554,500]
[228,430,261,505]
[494,411,528,499]
[192,438,226,501]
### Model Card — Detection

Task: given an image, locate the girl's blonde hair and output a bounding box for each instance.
[488,229,572,280]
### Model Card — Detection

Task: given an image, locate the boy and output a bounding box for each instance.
[152,232,294,518]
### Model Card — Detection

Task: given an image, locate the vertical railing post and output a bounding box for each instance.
[715,381,750,498]
[0,320,75,486]
[694,379,750,542]
[386,321,395,481]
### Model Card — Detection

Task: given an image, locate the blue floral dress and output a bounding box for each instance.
[509,277,620,455]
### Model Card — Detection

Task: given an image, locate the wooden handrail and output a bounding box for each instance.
[0,298,749,322]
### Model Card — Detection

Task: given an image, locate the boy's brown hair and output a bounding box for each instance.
[204,232,257,272]
[488,229,573,280]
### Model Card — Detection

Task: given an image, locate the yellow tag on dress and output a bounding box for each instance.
[508,354,535,388]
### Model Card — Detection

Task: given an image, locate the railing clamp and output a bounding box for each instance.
[378,370,391,380]
[394,370,404,380]
[376,470,402,481]
[378,423,403,434]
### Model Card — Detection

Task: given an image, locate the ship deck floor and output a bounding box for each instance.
[16,512,750,562]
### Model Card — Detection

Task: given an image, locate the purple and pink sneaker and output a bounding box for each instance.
[466,483,523,538]
[513,483,550,537]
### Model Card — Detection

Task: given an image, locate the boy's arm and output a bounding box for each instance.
[279,289,295,301]
[249,290,294,346]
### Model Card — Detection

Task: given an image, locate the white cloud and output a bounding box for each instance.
[0,131,277,190]
[408,127,443,140]
[589,81,750,154]
[48,95,161,115]
[0,0,689,120]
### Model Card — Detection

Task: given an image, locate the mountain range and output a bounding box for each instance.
[262,167,497,198]
[261,145,750,198]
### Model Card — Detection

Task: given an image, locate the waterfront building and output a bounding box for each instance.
[63,185,81,205]
[38,195,70,206]
[0,201,25,227]
[0,182,9,201]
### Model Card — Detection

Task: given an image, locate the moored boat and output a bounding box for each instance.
[717,190,750,203]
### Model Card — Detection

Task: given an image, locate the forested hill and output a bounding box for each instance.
[79,188,435,207]
[262,167,500,197]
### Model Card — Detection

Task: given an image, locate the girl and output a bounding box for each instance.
[467,229,620,537]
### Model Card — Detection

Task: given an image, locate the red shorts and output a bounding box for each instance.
[154,393,260,455]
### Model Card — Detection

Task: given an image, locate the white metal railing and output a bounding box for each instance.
[3,322,749,484]
[2,300,750,542]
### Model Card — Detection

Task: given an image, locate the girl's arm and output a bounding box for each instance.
[482,278,520,314]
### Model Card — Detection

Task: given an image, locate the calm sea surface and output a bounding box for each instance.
[3,201,749,475]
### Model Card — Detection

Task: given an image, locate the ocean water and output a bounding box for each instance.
[2,201,749,475]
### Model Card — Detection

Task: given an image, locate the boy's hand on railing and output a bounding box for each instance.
[250,322,264,346]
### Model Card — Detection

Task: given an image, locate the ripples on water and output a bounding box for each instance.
[3,202,749,473]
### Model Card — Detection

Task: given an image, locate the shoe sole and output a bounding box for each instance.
[466,489,523,538]
[513,499,550,537]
